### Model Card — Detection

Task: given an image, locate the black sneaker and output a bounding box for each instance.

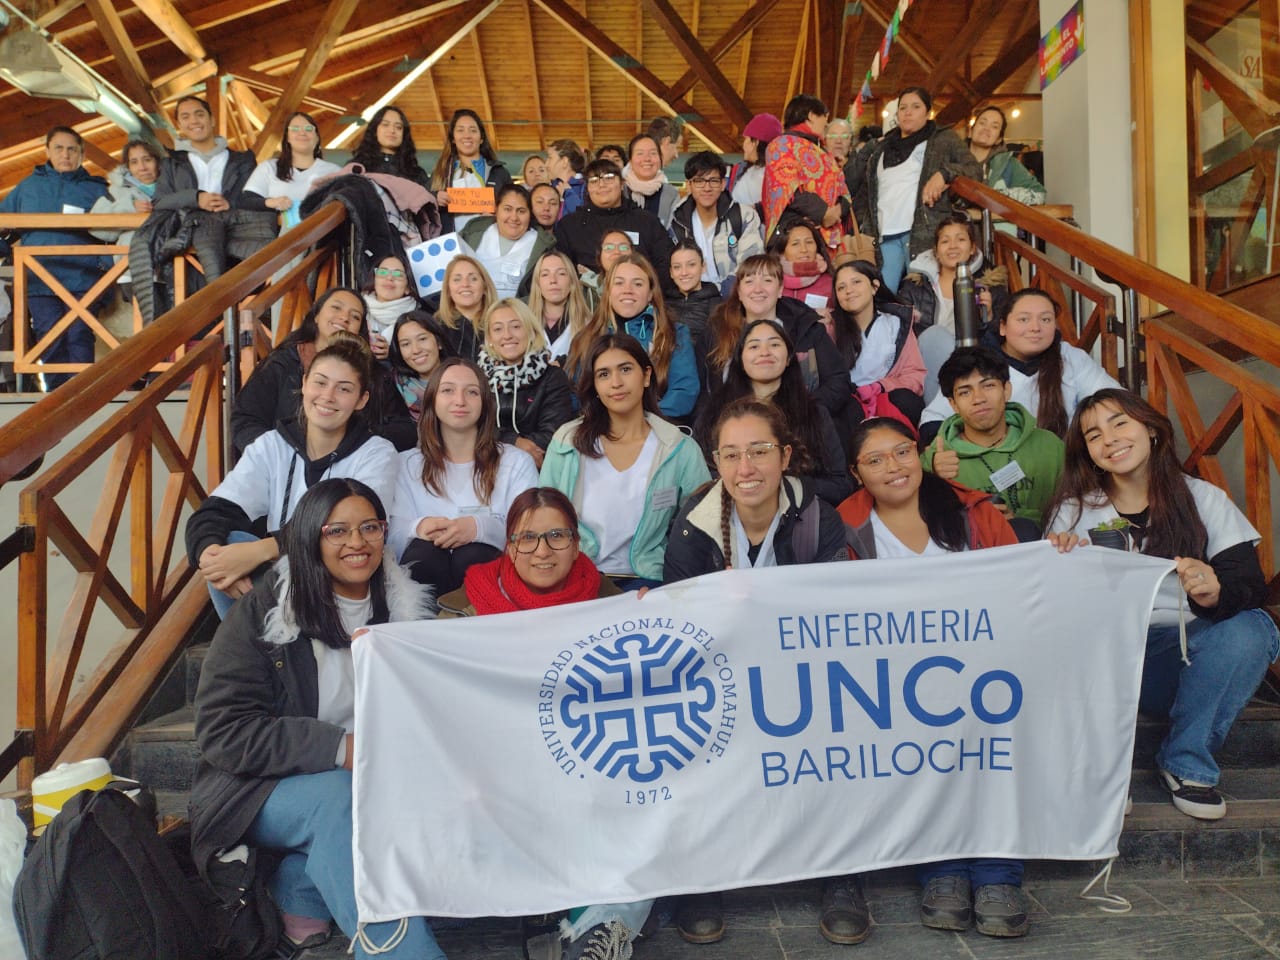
[973,883,1029,937]
[1158,768,1226,820]
[819,876,871,944]
[920,875,971,931]
[675,892,725,944]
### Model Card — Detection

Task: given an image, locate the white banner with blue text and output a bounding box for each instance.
[352,542,1173,921]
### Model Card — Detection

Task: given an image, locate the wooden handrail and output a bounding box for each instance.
[0,213,146,230]
[950,177,1280,368]
[0,201,347,484]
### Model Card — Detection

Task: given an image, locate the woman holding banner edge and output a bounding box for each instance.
[663,398,857,945]
[190,478,443,959]
[437,486,651,960]
[837,417,1026,938]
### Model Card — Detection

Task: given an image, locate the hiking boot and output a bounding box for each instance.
[920,875,971,931]
[676,892,725,943]
[1159,768,1226,820]
[564,920,631,960]
[819,876,871,944]
[973,884,1029,937]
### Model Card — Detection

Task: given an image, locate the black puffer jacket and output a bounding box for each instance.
[775,296,850,419]
[663,476,849,581]
[553,198,674,281]
[480,356,575,450]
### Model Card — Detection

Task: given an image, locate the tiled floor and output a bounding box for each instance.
[304,877,1280,958]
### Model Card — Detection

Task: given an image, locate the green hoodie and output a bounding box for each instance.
[921,401,1064,522]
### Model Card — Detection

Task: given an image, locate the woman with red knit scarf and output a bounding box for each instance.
[436,487,653,960]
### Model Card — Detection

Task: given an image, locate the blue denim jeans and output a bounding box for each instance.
[878,233,911,294]
[246,768,446,960]
[918,859,1023,888]
[207,529,261,621]
[1142,608,1280,785]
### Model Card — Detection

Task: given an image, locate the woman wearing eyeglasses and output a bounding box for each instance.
[241,112,341,228]
[437,486,654,960]
[837,417,1025,939]
[187,335,399,621]
[191,477,444,960]
[663,397,851,946]
[552,157,674,284]
[361,254,421,361]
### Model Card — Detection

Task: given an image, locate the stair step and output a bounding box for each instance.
[118,706,199,792]
[185,643,209,705]
[1134,701,1280,769]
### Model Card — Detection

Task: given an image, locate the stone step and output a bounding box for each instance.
[114,705,198,793]
[1134,702,1280,769]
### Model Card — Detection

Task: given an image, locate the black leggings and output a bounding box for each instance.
[400,538,501,594]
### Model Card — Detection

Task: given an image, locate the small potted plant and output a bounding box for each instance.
[1088,516,1132,551]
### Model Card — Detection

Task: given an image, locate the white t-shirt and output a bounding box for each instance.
[731,165,764,209]
[314,591,372,764]
[877,142,926,236]
[1047,476,1259,626]
[579,432,659,575]
[691,213,721,284]
[389,445,539,559]
[243,158,342,209]
[870,511,951,558]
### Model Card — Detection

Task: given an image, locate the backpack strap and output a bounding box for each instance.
[791,497,821,564]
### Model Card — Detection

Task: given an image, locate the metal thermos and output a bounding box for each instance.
[953,261,980,347]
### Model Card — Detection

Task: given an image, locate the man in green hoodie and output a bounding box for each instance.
[921,346,1064,532]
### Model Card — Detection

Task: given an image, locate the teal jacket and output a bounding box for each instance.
[539,413,710,579]
[921,401,1064,523]
[982,146,1046,205]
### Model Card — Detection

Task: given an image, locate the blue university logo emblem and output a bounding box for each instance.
[538,618,735,789]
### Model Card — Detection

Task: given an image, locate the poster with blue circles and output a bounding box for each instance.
[406,233,462,298]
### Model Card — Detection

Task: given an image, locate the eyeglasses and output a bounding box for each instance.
[375,268,405,278]
[509,528,577,553]
[288,124,317,133]
[688,177,723,187]
[320,519,388,544]
[713,441,782,466]
[855,443,918,472]
[587,173,620,184]
[601,242,632,253]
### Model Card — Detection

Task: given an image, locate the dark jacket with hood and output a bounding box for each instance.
[664,476,848,581]
[668,282,722,343]
[775,296,850,419]
[553,197,674,281]
[0,163,110,295]
[230,339,418,455]
[153,141,257,212]
[189,556,434,886]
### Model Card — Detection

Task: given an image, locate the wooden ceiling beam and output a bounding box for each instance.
[1187,0,1255,44]
[470,31,500,150]
[640,0,752,128]
[531,0,737,150]
[666,0,785,101]
[934,21,1038,126]
[80,0,164,117]
[36,0,85,28]
[233,70,347,114]
[251,0,363,158]
[320,0,501,142]
[130,0,208,64]
[860,0,981,102]
[923,0,1003,94]
[152,59,219,102]
[227,79,271,130]
[520,0,547,150]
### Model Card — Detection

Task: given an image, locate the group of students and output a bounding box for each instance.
[176,90,1276,960]
[184,307,1277,960]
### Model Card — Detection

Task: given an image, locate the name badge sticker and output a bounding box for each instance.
[988,460,1026,492]
[62,204,85,215]
[651,487,678,510]
[804,294,829,310]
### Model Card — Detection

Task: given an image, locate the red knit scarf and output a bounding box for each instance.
[463,552,601,614]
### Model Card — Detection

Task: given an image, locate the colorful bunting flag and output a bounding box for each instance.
[852,0,917,120]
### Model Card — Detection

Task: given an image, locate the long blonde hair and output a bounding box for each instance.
[567,253,675,393]
[436,255,498,343]
[527,250,591,348]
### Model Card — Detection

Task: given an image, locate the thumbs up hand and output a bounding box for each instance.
[931,430,961,480]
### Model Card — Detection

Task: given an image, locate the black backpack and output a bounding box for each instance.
[13,786,212,960]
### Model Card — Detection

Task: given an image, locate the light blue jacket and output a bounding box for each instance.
[618,310,700,419]
[539,413,711,580]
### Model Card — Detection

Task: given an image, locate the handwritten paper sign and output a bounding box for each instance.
[447,187,495,215]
